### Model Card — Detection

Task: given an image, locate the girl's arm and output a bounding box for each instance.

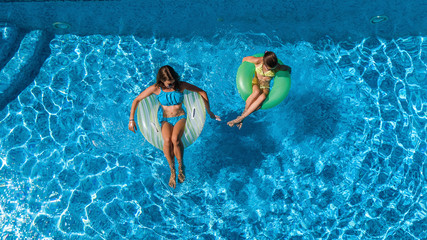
[181,82,221,121]
[242,56,262,64]
[278,64,292,74]
[128,85,157,132]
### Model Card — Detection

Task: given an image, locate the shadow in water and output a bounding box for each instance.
[288,91,342,143]
[192,112,280,178]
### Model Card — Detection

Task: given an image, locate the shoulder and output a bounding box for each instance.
[179,81,202,92]
[147,84,160,94]
[148,84,159,90]
[179,81,190,89]
[180,81,197,92]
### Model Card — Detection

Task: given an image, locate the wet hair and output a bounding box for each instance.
[263,51,278,69]
[155,65,181,90]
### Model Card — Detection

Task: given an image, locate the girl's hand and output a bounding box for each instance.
[128,120,137,132]
[282,64,292,74]
[208,112,221,121]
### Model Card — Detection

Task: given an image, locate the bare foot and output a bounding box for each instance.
[178,166,186,183]
[227,116,243,127]
[227,117,243,129]
[169,172,176,188]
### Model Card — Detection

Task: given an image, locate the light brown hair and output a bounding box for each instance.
[155,65,181,90]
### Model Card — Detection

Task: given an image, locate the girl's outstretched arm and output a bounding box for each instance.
[128,85,157,132]
[279,64,292,74]
[181,82,221,121]
[242,56,262,64]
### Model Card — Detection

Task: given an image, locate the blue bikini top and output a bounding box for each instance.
[157,88,184,106]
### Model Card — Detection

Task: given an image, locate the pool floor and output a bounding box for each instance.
[0,31,426,239]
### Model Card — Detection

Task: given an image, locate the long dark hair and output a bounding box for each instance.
[263,51,278,69]
[155,65,181,90]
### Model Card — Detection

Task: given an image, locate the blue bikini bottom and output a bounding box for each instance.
[160,114,187,126]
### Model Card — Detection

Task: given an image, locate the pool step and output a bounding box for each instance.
[0,27,52,110]
[0,25,21,70]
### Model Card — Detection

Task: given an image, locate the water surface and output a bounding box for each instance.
[0,34,426,239]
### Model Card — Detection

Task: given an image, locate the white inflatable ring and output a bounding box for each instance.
[136,90,206,150]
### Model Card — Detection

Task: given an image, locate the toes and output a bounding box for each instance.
[178,174,186,183]
[228,119,243,128]
[169,174,176,188]
[227,120,239,127]
[178,167,186,183]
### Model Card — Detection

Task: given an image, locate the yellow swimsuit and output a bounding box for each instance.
[252,64,276,89]
[255,64,276,77]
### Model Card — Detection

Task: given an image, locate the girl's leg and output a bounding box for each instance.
[243,85,262,112]
[161,122,177,188]
[237,91,267,120]
[171,119,187,183]
[228,85,261,128]
[228,89,268,128]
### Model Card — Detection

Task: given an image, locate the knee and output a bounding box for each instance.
[171,136,181,146]
[253,88,262,96]
[163,137,172,147]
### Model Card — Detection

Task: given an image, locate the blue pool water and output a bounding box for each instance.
[0,31,426,239]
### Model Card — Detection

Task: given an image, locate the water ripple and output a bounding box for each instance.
[0,34,426,239]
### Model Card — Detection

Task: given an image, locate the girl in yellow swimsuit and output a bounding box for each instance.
[228,51,292,129]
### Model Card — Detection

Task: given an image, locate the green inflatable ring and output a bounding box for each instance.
[236,53,291,109]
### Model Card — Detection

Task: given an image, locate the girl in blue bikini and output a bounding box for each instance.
[129,65,220,188]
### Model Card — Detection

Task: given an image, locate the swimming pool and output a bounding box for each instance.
[1,2,426,240]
